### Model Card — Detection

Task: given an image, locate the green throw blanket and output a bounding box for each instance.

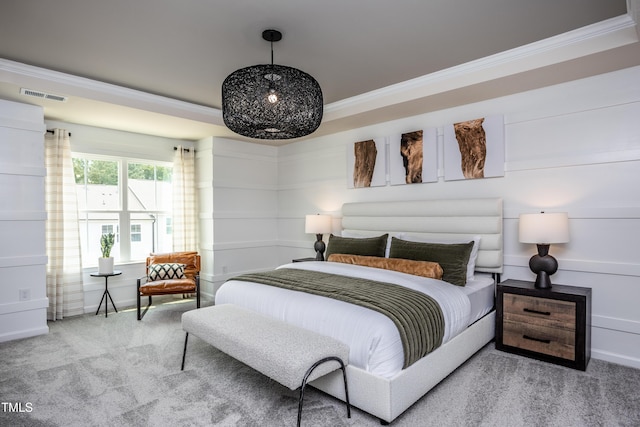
[231,268,444,368]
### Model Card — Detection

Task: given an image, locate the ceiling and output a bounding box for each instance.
[0,0,638,145]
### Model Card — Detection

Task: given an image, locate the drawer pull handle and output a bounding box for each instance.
[523,308,551,316]
[523,334,551,344]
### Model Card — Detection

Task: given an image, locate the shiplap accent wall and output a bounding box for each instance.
[197,137,279,295]
[195,137,214,296]
[275,65,640,369]
[0,99,48,342]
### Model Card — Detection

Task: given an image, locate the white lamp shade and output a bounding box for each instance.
[519,212,569,244]
[305,214,332,234]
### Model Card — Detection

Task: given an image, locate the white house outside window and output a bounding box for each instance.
[131,224,142,242]
[73,154,173,266]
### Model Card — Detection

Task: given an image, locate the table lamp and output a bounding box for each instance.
[305,214,332,261]
[519,212,569,289]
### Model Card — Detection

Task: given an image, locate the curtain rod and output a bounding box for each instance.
[46,129,72,136]
[174,146,193,152]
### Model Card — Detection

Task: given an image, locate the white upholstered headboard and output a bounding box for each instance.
[340,198,503,274]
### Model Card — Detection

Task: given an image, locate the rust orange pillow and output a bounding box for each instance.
[327,254,443,280]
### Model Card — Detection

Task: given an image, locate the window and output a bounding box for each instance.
[101,225,114,235]
[130,224,141,242]
[73,154,173,266]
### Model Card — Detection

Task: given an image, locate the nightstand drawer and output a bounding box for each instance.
[503,294,576,330]
[503,319,575,360]
[496,280,592,371]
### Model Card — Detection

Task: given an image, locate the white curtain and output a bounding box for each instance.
[45,129,84,320]
[172,146,198,252]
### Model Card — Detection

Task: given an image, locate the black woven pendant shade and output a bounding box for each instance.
[222,30,323,140]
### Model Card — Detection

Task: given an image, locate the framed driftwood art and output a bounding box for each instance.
[347,138,386,188]
[444,115,504,181]
[389,128,437,185]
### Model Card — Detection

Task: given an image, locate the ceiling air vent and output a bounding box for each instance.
[20,87,68,102]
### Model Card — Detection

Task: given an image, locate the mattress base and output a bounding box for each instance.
[310,310,496,423]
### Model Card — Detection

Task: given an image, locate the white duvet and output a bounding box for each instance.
[215,261,471,379]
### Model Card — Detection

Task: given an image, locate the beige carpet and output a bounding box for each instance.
[1,296,638,426]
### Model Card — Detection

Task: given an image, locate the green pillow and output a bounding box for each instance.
[325,234,388,258]
[388,237,474,286]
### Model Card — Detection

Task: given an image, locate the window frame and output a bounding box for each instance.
[73,152,173,266]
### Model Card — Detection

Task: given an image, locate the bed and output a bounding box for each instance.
[216,198,503,423]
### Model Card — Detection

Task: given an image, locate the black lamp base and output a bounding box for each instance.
[314,234,326,261]
[534,271,552,289]
[529,244,558,289]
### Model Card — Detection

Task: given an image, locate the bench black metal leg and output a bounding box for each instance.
[181,332,189,371]
[297,356,350,427]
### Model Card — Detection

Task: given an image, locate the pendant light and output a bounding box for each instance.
[222,29,323,140]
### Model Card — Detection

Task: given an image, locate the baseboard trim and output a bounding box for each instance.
[0,325,49,343]
[592,348,640,370]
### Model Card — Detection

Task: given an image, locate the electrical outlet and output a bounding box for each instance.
[19,289,31,301]
[222,265,228,274]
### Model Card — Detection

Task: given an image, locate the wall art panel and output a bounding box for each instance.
[347,137,387,188]
[444,115,504,181]
[389,128,437,185]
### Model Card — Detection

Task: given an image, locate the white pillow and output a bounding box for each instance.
[397,234,481,281]
[340,230,401,258]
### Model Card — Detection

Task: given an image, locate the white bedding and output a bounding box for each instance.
[461,272,496,324]
[216,261,494,378]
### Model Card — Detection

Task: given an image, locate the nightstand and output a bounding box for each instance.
[496,279,591,370]
[292,257,317,262]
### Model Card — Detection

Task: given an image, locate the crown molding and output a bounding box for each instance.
[0,58,223,125]
[324,15,639,122]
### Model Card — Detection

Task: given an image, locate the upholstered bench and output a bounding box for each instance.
[181,304,351,426]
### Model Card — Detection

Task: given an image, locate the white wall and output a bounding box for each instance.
[196,137,279,295]
[274,65,640,368]
[46,119,192,161]
[0,99,48,341]
[195,137,214,297]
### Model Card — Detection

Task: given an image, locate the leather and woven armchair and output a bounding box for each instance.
[137,251,201,320]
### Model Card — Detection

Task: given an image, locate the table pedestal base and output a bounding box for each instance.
[96,287,118,317]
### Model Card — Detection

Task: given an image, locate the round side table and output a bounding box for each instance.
[90,270,122,317]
